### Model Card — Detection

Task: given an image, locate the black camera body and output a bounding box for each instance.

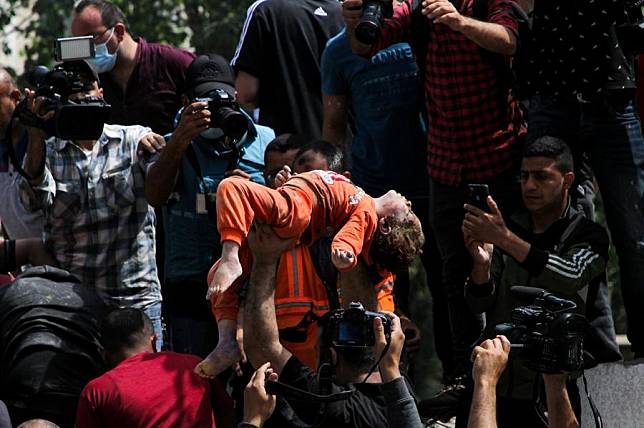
[354,0,394,45]
[325,302,391,348]
[617,0,644,54]
[195,89,248,140]
[495,287,587,373]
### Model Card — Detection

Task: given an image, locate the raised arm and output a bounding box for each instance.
[421,0,517,55]
[244,223,296,373]
[145,101,210,207]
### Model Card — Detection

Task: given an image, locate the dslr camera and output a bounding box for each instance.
[495,287,587,373]
[195,88,248,141]
[617,0,644,54]
[354,0,394,45]
[325,302,391,348]
[14,36,111,140]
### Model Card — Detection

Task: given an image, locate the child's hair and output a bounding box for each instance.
[370,216,425,272]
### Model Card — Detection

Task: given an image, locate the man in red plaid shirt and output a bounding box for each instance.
[341,0,526,412]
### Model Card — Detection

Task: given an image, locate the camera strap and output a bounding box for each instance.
[582,372,604,428]
[184,142,217,222]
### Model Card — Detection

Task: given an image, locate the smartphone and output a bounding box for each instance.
[467,184,490,212]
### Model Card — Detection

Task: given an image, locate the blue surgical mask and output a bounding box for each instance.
[89,28,118,73]
[200,127,225,140]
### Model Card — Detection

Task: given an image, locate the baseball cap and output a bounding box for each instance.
[185,54,236,100]
[59,59,101,85]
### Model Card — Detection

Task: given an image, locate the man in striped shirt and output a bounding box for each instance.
[462,136,620,426]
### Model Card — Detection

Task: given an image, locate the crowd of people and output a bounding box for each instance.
[0,0,642,426]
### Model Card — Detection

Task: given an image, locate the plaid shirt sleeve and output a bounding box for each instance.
[376,0,415,51]
[486,0,519,35]
[18,142,57,212]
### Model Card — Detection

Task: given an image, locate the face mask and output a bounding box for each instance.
[89,28,118,73]
[200,127,225,140]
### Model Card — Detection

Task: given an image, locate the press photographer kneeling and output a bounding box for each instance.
[242,222,417,428]
[462,137,621,427]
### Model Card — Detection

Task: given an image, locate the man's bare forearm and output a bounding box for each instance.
[467,382,498,428]
[145,145,182,207]
[244,260,291,372]
[458,17,516,55]
[23,133,46,184]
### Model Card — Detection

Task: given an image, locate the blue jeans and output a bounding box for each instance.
[528,92,644,354]
[143,301,164,351]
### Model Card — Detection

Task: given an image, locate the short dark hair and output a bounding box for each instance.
[370,216,425,272]
[523,136,574,173]
[294,140,343,173]
[101,308,153,354]
[74,0,130,32]
[264,134,307,156]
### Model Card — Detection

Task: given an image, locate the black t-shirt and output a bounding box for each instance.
[0,266,106,423]
[525,0,636,98]
[231,0,344,138]
[269,356,390,428]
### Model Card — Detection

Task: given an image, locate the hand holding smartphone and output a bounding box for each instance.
[467,184,490,213]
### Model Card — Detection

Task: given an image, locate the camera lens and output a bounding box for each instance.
[216,108,248,140]
[355,3,384,44]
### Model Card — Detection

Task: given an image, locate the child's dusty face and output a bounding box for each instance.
[380,190,413,220]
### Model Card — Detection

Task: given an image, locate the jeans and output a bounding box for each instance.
[429,169,522,371]
[143,301,164,351]
[528,92,644,354]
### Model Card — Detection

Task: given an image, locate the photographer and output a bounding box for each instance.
[0,68,44,239]
[17,59,165,348]
[243,222,413,428]
[462,137,620,427]
[145,54,274,357]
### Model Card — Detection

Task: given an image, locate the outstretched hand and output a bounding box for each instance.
[471,335,510,388]
[331,248,355,270]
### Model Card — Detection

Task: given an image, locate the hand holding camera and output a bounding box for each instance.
[374,311,405,382]
[171,101,210,150]
[422,0,465,32]
[471,335,510,388]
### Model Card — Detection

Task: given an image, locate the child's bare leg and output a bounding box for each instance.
[194,319,241,378]
[207,241,243,299]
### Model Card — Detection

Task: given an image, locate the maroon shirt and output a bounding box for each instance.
[76,351,216,428]
[99,38,196,135]
[378,0,526,186]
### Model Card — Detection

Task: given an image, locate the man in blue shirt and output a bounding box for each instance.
[321,28,452,380]
[146,54,275,357]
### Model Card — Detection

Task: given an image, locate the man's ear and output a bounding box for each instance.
[378,217,392,235]
[342,170,351,179]
[114,22,126,42]
[330,347,338,367]
[150,335,157,352]
[98,87,104,98]
[563,171,575,191]
[9,88,21,106]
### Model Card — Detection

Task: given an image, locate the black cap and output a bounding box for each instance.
[185,54,236,100]
[59,59,101,86]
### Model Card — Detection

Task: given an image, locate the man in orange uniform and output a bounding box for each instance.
[195,169,424,377]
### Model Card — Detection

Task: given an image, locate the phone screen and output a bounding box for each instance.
[467,184,490,212]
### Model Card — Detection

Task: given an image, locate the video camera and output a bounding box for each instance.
[617,0,644,54]
[495,287,587,374]
[195,88,247,141]
[325,302,391,348]
[354,0,394,45]
[14,36,111,140]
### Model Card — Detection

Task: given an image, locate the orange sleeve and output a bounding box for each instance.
[331,206,377,272]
